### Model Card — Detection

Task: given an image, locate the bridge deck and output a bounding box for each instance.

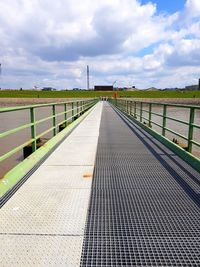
[80,102,200,266]
[1,102,200,266]
[0,102,103,266]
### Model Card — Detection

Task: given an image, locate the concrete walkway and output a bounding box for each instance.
[0,102,103,267]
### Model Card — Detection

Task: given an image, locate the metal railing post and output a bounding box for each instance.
[30,107,37,152]
[64,103,67,127]
[52,105,56,136]
[188,107,195,152]
[77,101,79,116]
[82,100,84,112]
[140,102,143,122]
[0,98,100,167]
[148,103,152,127]
[72,102,74,121]
[134,101,136,118]
[162,105,167,136]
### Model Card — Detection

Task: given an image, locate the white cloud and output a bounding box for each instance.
[0,0,200,89]
[185,0,200,17]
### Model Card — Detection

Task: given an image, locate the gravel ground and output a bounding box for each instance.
[0,98,82,107]
[131,98,200,105]
[0,97,200,107]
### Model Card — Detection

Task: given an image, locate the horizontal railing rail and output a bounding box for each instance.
[0,99,98,164]
[110,99,200,154]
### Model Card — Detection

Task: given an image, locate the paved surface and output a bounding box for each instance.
[0,102,103,266]
[1,102,200,266]
[81,102,200,266]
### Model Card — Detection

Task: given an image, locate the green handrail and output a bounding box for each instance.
[0,99,97,164]
[110,99,200,154]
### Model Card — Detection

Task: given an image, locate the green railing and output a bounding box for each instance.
[110,99,200,154]
[0,99,97,165]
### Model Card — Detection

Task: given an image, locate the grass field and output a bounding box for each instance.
[0,90,200,98]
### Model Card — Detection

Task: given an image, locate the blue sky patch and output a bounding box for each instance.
[140,0,186,14]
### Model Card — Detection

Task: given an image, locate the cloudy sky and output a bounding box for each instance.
[0,0,200,89]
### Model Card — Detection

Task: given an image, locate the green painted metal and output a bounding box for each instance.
[148,103,152,127]
[81,101,82,114]
[165,116,189,126]
[140,102,142,122]
[162,105,167,136]
[0,103,97,198]
[0,123,32,138]
[0,100,83,113]
[52,105,56,136]
[130,101,133,116]
[0,139,34,162]
[110,100,200,173]
[72,102,74,121]
[109,98,200,171]
[192,140,200,148]
[134,101,136,118]
[188,107,195,153]
[193,123,200,130]
[64,103,67,127]
[77,101,79,116]
[30,108,37,152]
[164,127,188,140]
[0,99,97,165]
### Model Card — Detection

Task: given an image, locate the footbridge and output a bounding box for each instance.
[0,100,200,266]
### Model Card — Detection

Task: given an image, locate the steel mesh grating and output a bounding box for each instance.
[80,102,200,266]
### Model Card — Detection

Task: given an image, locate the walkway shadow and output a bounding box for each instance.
[115,108,200,209]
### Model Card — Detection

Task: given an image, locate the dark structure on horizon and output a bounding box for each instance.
[87,65,90,90]
[94,85,113,91]
[42,87,56,91]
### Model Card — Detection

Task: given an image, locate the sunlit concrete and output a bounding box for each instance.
[0,102,103,266]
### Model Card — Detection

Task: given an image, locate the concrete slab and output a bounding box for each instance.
[43,142,97,166]
[18,165,94,189]
[0,102,103,266]
[0,235,83,267]
[0,188,91,235]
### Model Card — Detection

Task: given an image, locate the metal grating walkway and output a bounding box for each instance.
[81,102,200,266]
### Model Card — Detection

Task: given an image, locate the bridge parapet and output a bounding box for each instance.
[110,98,200,172]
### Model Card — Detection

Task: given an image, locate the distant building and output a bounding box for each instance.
[94,85,113,91]
[185,85,198,91]
[146,87,159,91]
[42,87,56,91]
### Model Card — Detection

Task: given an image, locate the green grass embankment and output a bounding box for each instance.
[0,90,200,98]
